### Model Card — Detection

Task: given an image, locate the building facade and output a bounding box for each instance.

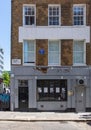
[11,0,91,112]
[0,48,4,76]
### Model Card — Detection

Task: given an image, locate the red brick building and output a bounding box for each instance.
[11,0,91,112]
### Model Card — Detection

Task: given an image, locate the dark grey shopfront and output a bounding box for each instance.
[10,66,91,112]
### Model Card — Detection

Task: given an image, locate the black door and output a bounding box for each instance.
[19,87,28,110]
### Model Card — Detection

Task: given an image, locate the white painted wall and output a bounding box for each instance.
[19,26,90,42]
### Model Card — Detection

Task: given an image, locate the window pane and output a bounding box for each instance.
[24,40,35,63]
[49,18,53,25]
[49,52,59,64]
[24,6,35,25]
[25,16,30,25]
[53,17,59,25]
[44,88,48,93]
[28,42,34,51]
[24,8,28,15]
[74,41,84,51]
[49,41,59,51]
[27,8,32,15]
[49,6,60,25]
[30,16,34,25]
[28,52,34,62]
[56,87,60,93]
[73,41,85,64]
[49,41,60,65]
[38,88,42,93]
[73,5,85,25]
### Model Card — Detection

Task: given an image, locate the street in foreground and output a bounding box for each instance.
[0,121,90,130]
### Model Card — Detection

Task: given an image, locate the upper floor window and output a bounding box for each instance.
[23,5,36,25]
[48,40,60,66]
[48,5,60,26]
[23,40,35,65]
[73,41,86,65]
[73,5,86,25]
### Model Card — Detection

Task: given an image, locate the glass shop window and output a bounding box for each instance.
[37,79,67,101]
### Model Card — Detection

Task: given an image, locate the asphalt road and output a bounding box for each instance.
[0,121,90,130]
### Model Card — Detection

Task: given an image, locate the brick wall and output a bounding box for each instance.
[36,40,48,66]
[11,0,91,66]
[86,44,91,65]
[36,4,48,26]
[61,40,73,66]
[11,0,22,64]
[61,2,72,26]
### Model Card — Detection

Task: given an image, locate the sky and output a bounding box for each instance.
[0,0,11,71]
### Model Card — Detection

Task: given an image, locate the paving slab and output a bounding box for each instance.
[0,111,91,122]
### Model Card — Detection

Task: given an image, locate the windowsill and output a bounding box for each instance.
[48,64,61,66]
[37,100,67,102]
[48,25,60,27]
[23,63,35,66]
[22,25,88,28]
[73,64,86,66]
[23,24,36,27]
[73,25,86,27]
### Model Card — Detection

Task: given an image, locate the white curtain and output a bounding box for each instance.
[24,40,35,63]
[73,41,84,64]
[49,41,60,65]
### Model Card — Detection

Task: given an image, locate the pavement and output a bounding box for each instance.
[0,111,91,122]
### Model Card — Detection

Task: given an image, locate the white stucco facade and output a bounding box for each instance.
[19,26,90,42]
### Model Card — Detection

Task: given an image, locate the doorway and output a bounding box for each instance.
[19,87,28,110]
[75,86,86,112]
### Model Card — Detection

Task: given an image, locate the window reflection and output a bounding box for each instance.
[37,80,67,101]
[18,80,28,87]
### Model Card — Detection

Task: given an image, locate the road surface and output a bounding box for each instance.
[0,121,90,130]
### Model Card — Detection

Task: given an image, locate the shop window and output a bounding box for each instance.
[37,80,67,101]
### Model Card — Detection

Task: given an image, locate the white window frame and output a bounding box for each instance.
[23,40,36,66]
[48,40,61,66]
[23,4,36,26]
[73,4,86,26]
[48,4,61,26]
[73,40,86,66]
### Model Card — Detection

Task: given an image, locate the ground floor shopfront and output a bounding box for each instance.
[10,66,91,112]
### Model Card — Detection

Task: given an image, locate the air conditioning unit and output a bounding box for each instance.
[77,79,85,86]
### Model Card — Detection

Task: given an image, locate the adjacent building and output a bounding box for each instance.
[11,0,91,112]
[0,48,4,76]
